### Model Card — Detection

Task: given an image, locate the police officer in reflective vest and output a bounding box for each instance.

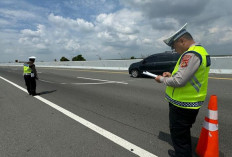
[23,56,38,96]
[155,23,211,157]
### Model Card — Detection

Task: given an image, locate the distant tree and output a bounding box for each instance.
[54,59,57,62]
[72,54,86,61]
[130,56,136,59]
[60,56,69,61]
[15,60,18,62]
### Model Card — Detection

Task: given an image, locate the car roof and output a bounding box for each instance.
[144,51,177,59]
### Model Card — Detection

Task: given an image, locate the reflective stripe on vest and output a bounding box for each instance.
[23,63,32,74]
[165,94,204,108]
[165,45,210,109]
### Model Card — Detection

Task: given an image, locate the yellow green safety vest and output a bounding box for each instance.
[23,63,32,74]
[165,45,211,109]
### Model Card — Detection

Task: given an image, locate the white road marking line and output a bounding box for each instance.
[0,76,28,93]
[39,79,55,84]
[0,76,157,157]
[77,77,128,84]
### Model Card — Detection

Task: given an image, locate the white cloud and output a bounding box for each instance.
[0,19,10,25]
[48,13,94,32]
[19,24,47,49]
[1,0,232,62]
[96,9,141,34]
[97,31,114,41]
[64,39,80,51]
[199,26,232,45]
[18,14,94,60]
[16,9,159,61]
[142,38,152,44]
[95,9,148,49]
[0,9,36,19]
[20,25,45,37]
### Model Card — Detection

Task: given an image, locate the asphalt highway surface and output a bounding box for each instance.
[0,66,231,157]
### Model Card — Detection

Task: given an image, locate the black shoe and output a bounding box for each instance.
[32,92,40,96]
[168,149,176,157]
[32,93,37,96]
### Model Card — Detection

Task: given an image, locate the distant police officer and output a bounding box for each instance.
[155,23,211,157]
[23,56,38,96]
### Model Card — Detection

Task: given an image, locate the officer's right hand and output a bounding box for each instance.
[155,75,162,83]
[162,72,171,77]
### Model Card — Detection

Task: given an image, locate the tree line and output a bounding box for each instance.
[59,55,137,62]
[60,54,86,61]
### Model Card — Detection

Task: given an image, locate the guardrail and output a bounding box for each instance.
[0,57,232,74]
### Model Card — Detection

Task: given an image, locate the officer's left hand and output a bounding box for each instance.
[162,72,171,77]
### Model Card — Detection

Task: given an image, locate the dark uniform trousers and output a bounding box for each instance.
[24,75,36,95]
[169,103,199,157]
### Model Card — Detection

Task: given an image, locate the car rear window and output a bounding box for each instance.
[157,55,171,62]
[144,53,180,63]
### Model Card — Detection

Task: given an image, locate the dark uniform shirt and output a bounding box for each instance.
[26,61,38,79]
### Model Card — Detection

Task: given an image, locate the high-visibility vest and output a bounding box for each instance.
[23,63,32,74]
[165,45,211,109]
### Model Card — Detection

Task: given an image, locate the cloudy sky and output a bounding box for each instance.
[1,0,232,62]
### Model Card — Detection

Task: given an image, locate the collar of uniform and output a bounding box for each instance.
[189,42,202,48]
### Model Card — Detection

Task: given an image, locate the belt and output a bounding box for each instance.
[24,73,31,75]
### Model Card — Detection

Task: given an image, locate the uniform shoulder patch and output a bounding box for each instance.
[180,55,192,67]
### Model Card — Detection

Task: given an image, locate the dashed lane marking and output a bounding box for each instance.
[39,77,128,85]
[39,79,56,84]
[77,77,128,84]
[39,67,128,74]
[0,76,157,157]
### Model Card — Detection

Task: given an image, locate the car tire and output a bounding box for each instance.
[131,69,139,78]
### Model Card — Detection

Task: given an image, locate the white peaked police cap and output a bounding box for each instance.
[29,56,36,59]
[163,23,188,47]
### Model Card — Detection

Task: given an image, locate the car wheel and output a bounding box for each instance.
[131,69,139,78]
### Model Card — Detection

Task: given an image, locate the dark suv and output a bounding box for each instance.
[129,51,180,78]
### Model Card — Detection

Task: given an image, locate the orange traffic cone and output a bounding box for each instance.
[196,95,219,157]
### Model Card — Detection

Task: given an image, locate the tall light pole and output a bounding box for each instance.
[118,53,123,59]
[96,54,102,60]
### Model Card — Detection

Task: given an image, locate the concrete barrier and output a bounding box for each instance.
[0,57,232,74]
[208,57,232,74]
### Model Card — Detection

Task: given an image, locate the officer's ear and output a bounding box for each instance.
[178,38,184,44]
